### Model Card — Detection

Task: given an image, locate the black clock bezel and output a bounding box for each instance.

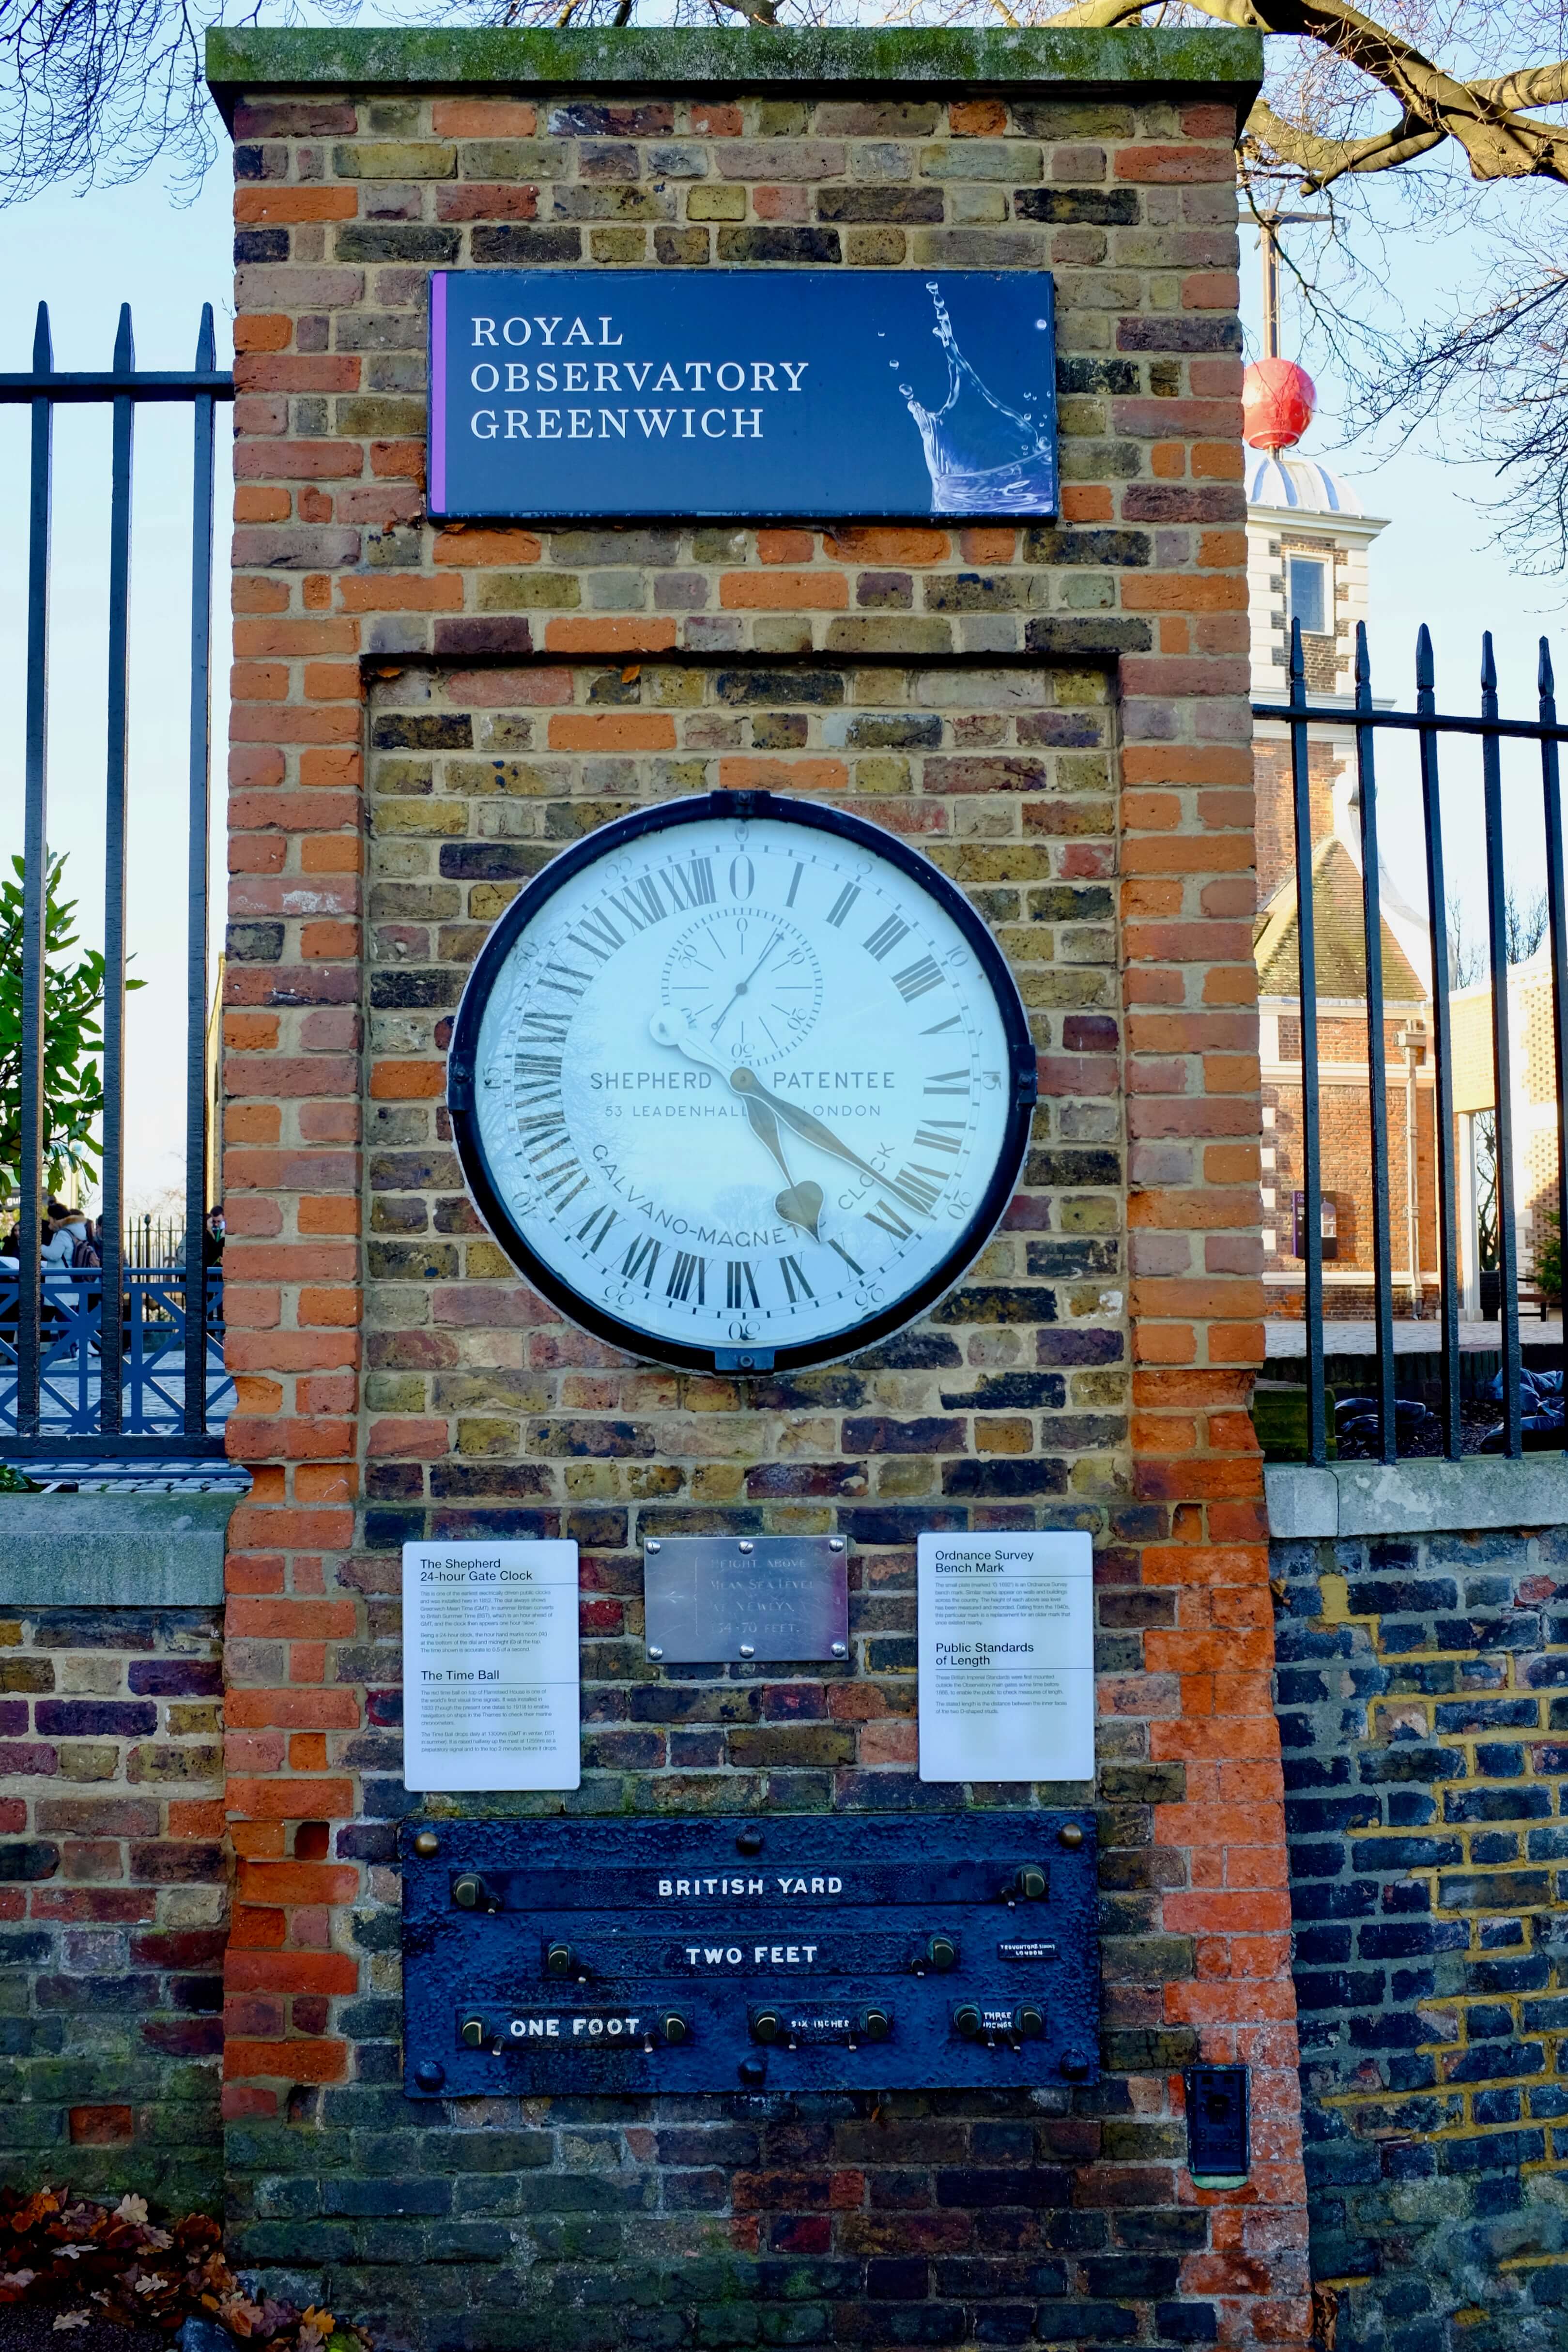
[446,790,1038,1375]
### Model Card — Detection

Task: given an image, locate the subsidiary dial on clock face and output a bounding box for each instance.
[660,912,824,1068]
[452,799,1034,1374]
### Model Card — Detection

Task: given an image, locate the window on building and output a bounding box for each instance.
[1288,554,1328,636]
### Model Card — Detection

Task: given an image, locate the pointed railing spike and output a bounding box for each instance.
[1482,629,1498,698]
[112,302,135,372]
[1416,622,1434,695]
[1355,618,1370,689]
[1542,636,1555,700]
[195,303,215,372]
[1290,613,1305,692]
[31,301,52,373]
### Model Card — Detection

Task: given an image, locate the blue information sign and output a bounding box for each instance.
[429,269,1057,522]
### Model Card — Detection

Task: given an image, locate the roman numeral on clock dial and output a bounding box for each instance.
[577,1206,618,1254]
[666,1251,706,1304]
[892,1166,943,1214]
[913,1121,965,1157]
[515,1053,562,1106]
[622,1236,661,1287]
[862,913,910,961]
[779,1254,815,1304]
[726,1261,760,1310]
[892,956,943,1002]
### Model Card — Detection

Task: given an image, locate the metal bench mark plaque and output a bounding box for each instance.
[643,1535,847,1663]
[401,1813,1098,2094]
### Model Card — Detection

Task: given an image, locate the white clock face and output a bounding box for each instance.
[453,800,1032,1370]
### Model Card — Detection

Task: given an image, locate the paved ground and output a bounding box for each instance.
[1266,1316,1564,1356]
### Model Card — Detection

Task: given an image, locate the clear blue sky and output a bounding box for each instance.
[0,130,1555,1209]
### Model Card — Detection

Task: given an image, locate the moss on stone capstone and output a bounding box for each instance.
[206,24,1264,119]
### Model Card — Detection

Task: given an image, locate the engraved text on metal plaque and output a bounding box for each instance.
[643,1537,848,1663]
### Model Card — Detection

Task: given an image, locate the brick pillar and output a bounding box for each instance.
[207,29,1306,2348]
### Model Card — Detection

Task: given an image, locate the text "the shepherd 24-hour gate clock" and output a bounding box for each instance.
[446,794,1036,1374]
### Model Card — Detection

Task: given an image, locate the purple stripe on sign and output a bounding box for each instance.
[430,272,447,514]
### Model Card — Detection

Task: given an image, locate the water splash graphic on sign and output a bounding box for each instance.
[894,282,1056,514]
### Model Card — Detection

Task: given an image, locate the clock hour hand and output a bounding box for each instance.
[729,1068,933,1216]
[649,1009,728,1077]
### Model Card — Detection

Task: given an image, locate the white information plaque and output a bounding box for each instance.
[402,1540,581,1792]
[917,1530,1094,1784]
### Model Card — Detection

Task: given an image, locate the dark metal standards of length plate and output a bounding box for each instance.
[643,1535,849,1664]
[400,1812,1099,2097]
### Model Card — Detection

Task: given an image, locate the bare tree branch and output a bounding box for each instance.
[1472,63,1568,108]
[1045,0,1568,185]
[1244,93,1444,177]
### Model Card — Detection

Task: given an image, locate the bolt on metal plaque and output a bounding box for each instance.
[643,1536,848,1663]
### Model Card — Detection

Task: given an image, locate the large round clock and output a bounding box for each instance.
[446,792,1037,1374]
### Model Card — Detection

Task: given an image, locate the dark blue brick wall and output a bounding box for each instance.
[1273,1526,1568,2352]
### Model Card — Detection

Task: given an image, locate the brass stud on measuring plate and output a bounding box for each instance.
[647,1645,664,1661]
[739,1643,755,1659]
[738,1540,754,1554]
[1058,1823,1084,1850]
[646,1540,661,1553]
[830,1642,847,1659]
[829,1539,845,1553]
[413,1830,439,1859]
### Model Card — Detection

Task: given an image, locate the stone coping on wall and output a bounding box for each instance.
[0,1492,238,1605]
[204,23,1265,108]
[1264,1453,1568,1539]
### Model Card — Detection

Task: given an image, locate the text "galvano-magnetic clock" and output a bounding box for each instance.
[447,794,1036,1374]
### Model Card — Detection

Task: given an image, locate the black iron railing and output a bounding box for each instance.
[124,1215,197,1269]
[0,1267,233,1442]
[1255,618,1568,1468]
[0,305,235,1458]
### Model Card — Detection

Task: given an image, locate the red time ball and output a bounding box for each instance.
[1242,358,1316,452]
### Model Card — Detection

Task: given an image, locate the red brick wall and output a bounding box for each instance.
[1265,1015,1439,1313]
[0,1601,226,2209]
[1254,736,1336,911]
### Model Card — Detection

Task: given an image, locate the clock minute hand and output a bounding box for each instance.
[739,1095,824,1242]
[728,1069,933,1216]
[647,1012,820,1240]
